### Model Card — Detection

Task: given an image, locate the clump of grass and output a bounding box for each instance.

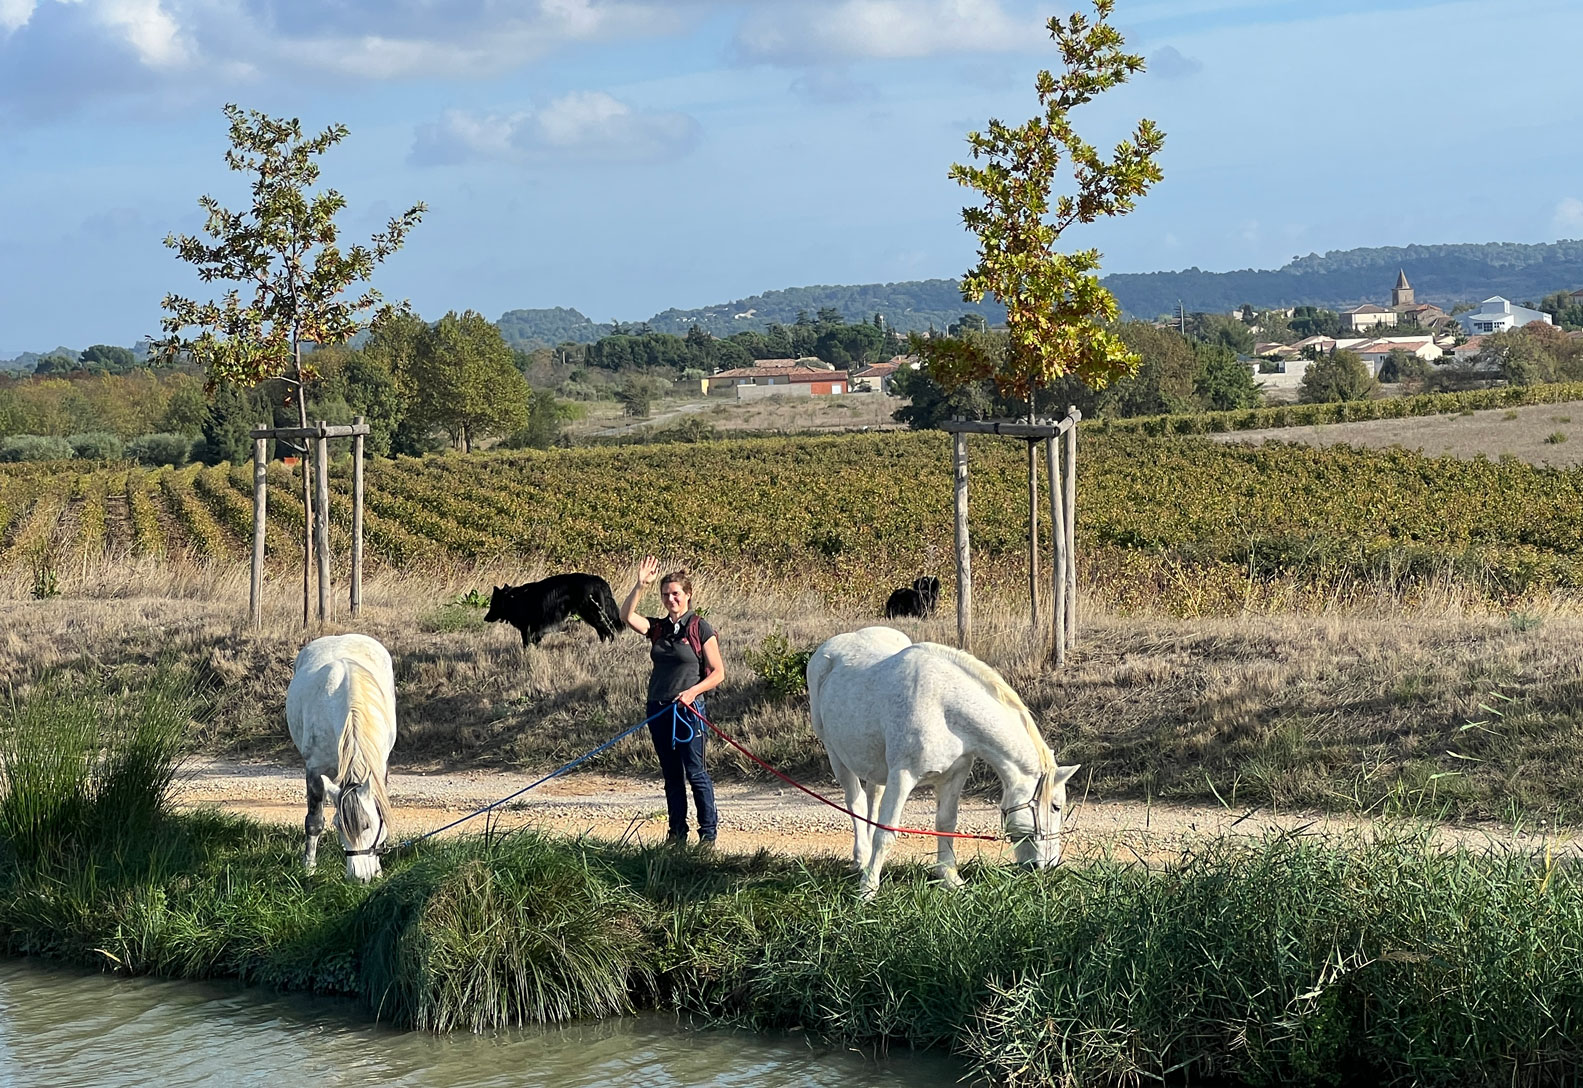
[1502,410,1519,421]
[0,671,194,871]
[358,833,652,1030]
[1544,432,1567,444]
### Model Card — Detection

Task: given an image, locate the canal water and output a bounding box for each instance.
[0,959,967,1087]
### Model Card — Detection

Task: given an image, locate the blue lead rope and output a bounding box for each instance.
[670,701,699,747]
[387,701,678,854]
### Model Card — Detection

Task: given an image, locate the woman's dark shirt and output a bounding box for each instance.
[646,611,716,704]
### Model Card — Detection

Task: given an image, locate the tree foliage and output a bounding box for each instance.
[399,311,530,453]
[919,0,1163,404]
[1299,350,1378,403]
[157,104,424,422]
[1193,343,1261,410]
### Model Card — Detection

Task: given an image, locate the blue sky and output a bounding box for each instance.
[2,0,1580,354]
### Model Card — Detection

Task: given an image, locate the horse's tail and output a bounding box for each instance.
[336,660,394,827]
[915,642,1055,774]
[805,646,839,738]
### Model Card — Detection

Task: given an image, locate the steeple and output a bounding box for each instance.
[1392,268,1414,309]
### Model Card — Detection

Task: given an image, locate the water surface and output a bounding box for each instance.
[0,959,966,1087]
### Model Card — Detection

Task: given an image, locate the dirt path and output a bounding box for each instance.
[177,760,1574,865]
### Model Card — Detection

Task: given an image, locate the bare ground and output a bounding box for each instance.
[181,759,1578,867]
[1214,399,1583,467]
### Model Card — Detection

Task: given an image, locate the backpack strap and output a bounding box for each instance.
[685,614,707,678]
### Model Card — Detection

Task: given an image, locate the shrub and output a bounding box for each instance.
[66,432,125,460]
[127,432,193,466]
[0,435,73,462]
[1544,432,1567,444]
[743,633,814,701]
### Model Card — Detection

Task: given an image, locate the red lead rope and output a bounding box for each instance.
[675,703,1001,843]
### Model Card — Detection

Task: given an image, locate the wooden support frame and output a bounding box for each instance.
[943,407,1081,662]
[248,417,370,628]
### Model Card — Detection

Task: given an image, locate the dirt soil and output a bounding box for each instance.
[179,760,1577,866]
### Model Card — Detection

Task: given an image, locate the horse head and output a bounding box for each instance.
[1001,763,1080,868]
[322,774,389,883]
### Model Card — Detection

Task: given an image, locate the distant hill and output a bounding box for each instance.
[0,347,78,373]
[1103,240,1583,318]
[496,280,1005,349]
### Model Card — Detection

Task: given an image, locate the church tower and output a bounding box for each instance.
[1392,268,1414,309]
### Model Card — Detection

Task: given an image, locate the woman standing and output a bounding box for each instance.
[621,555,725,846]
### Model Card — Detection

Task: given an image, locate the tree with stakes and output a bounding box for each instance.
[157,105,424,625]
[912,0,1163,659]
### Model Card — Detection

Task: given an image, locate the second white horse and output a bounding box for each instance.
[807,626,1078,898]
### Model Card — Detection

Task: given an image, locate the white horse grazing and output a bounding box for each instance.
[285,633,397,883]
[807,626,1079,898]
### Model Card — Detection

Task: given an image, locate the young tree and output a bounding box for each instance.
[918,0,1164,407]
[157,104,423,622]
[401,311,530,453]
[1193,342,1261,410]
[1299,350,1377,403]
[616,373,667,418]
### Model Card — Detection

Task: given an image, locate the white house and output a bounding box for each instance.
[1351,337,1443,375]
[1340,303,1398,332]
[1458,297,1554,335]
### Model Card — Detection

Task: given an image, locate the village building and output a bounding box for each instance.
[1458,296,1554,335]
[707,358,848,398]
[1340,303,1397,332]
[851,359,904,394]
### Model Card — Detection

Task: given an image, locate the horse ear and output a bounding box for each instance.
[1051,764,1080,787]
[320,775,342,804]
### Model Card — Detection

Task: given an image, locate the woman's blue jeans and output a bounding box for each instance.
[646,698,718,841]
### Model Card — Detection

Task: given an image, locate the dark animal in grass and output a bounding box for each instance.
[884,576,940,619]
[484,574,622,646]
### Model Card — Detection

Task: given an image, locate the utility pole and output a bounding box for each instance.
[1178,300,1187,337]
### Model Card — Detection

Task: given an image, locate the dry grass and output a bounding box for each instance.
[5,556,1583,821]
[1214,398,1583,467]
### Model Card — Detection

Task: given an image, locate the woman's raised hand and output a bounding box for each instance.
[636,555,660,587]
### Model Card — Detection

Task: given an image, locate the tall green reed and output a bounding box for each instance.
[0,671,194,871]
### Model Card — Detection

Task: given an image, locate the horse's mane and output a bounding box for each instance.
[915,642,1055,775]
[335,659,393,833]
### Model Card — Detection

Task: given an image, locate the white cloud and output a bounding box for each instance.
[0,0,688,121]
[733,0,1039,65]
[412,93,701,166]
[0,0,36,34]
[1555,197,1583,233]
[97,0,187,67]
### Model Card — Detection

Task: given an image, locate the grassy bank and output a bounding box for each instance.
[4,807,1582,1087]
[7,675,1583,1086]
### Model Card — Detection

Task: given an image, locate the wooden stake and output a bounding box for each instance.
[1046,433,1065,665]
[953,427,972,652]
[1026,438,1039,634]
[351,417,364,617]
[250,431,267,629]
[1064,405,1080,649]
[314,423,331,622]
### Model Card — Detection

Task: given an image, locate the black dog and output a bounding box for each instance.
[884,575,940,619]
[484,573,622,645]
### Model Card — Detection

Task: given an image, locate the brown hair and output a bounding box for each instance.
[660,569,694,597]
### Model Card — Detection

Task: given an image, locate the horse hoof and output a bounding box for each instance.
[934,868,966,889]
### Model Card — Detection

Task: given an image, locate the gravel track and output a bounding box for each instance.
[178,759,1567,865]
